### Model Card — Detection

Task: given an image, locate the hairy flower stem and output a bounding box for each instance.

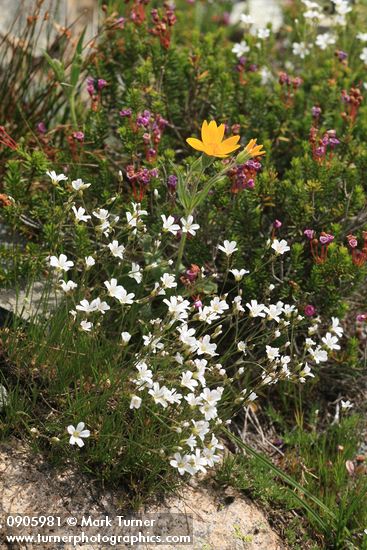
[175,155,235,275]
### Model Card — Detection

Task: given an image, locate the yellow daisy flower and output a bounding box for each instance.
[186,120,241,158]
[244,138,265,158]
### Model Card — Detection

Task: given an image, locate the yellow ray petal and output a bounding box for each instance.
[215,123,226,142]
[253,146,265,156]
[221,135,241,146]
[245,139,257,151]
[217,135,241,155]
[186,137,206,152]
[245,138,266,157]
[205,120,220,144]
[201,120,210,144]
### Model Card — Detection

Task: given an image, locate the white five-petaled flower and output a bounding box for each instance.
[341,399,353,410]
[315,33,335,50]
[330,317,343,338]
[257,27,270,40]
[245,391,258,402]
[121,331,132,345]
[271,239,290,255]
[133,362,153,390]
[181,371,199,392]
[76,299,98,314]
[260,66,272,85]
[108,240,125,260]
[163,296,190,322]
[143,332,164,353]
[180,215,200,236]
[85,256,95,268]
[203,445,222,467]
[209,297,229,315]
[266,345,280,361]
[71,178,91,191]
[46,171,68,185]
[184,393,202,407]
[170,452,190,475]
[357,32,367,42]
[161,214,180,235]
[185,435,197,451]
[246,299,266,318]
[218,240,238,256]
[92,208,110,221]
[161,273,177,289]
[92,297,110,314]
[177,324,197,349]
[129,262,143,284]
[237,341,247,353]
[168,386,185,404]
[334,0,351,18]
[49,254,74,272]
[59,280,77,293]
[299,363,315,383]
[232,40,250,58]
[292,42,310,59]
[148,382,170,408]
[230,268,249,281]
[126,203,148,229]
[264,302,284,323]
[80,320,93,332]
[191,419,210,441]
[196,335,218,357]
[309,346,328,364]
[233,296,244,313]
[360,47,367,65]
[187,449,208,475]
[104,279,135,305]
[67,422,90,447]
[322,332,341,351]
[194,359,207,387]
[72,206,91,223]
[130,395,142,409]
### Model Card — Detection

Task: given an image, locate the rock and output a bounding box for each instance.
[146,485,283,550]
[0,222,25,249]
[0,384,8,410]
[0,438,283,549]
[0,222,60,323]
[0,0,97,57]
[0,280,59,322]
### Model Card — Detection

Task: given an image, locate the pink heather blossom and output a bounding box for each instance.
[304,229,314,240]
[347,235,358,248]
[319,233,334,245]
[304,304,316,317]
[73,131,85,142]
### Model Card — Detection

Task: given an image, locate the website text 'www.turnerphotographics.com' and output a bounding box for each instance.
[0,513,193,546]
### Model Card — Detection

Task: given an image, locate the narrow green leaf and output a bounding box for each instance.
[224,429,336,521]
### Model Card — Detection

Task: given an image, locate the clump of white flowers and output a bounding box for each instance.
[46,171,344,476]
[294,0,354,60]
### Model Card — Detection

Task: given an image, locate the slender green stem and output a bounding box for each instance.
[175,231,188,275]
